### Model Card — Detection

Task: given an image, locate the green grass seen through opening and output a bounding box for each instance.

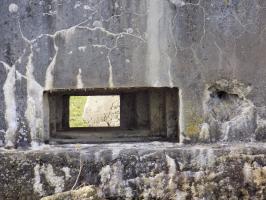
[69,96,88,127]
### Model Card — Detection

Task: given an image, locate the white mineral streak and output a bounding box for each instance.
[1,61,17,147]
[2,9,145,147]
[78,46,87,52]
[34,164,66,195]
[166,155,177,194]
[44,164,65,193]
[99,162,132,199]
[45,26,76,90]
[167,54,174,87]
[44,39,58,90]
[206,148,215,166]
[179,89,184,143]
[83,5,92,10]
[199,122,210,141]
[8,3,19,13]
[34,164,45,196]
[99,165,112,187]
[221,102,255,142]
[62,167,71,180]
[166,155,176,178]
[126,28,133,34]
[76,68,84,88]
[146,0,163,86]
[243,163,252,183]
[169,0,185,7]
[221,122,230,142]
[93,20,103,28]
[25,45,44,145]
[74,1,81,9]
[107,54,114,87]
[18,21,47,146]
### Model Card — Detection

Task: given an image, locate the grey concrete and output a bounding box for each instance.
[1,0,266,147]
[0,0,266,199]
[0,143,266,199]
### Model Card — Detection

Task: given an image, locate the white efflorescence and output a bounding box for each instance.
[166,155,177,195]
[199,123,210,141]
[25,45,44,146]
[34,165,45,196]
[45,26,76,90]
[83,5,91,10]
[9,3,19,13]
[76,68,84,88]
[78,46,87,52]
[166,155,176,177]
[99,162,133,199]
[34,164,69,195]
[93,20,103,28]
[74,1,81,9]
[45,39,58,90]
[1,62,17,148]
[62,167,71,180]
[43,164,65,193]
[243,163,252,183]
[178,89,185,143]
[169,0,185,7]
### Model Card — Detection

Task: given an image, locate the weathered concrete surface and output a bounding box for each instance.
[0,143,265,199]
[0,0,266,147]
[0,1,266,199]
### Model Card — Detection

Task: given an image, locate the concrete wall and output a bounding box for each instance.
[1,0,266,147]
[0,0,266,199]
[0,143,266,199]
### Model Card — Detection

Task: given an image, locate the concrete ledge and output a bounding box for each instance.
[0,142,266,199]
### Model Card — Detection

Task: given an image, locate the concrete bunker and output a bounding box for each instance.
[44,87,179,143]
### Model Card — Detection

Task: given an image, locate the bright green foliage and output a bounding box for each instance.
[69,96,88,127]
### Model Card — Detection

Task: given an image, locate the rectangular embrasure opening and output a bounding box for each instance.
[44,87,179,143]
[69,95,120,128]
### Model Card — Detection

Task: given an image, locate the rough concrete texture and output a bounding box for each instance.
[83,96,120,127]
[0,143,266,199]
[0,0,266,146]
[0,0,266,199]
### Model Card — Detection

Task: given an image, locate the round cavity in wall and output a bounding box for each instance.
[203,80,256,142]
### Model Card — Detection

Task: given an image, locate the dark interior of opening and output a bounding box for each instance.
[44,87,179,143]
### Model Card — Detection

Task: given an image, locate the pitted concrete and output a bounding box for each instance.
[0,143,265,199]
[0,0,266,199]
